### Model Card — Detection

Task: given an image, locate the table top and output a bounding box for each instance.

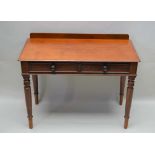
[19,38,140,62]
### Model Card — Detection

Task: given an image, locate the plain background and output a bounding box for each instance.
[0,21,155,132]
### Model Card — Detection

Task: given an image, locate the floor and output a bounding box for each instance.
[0,92,155,133]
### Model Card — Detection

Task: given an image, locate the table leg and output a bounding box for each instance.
[124,76,136,129]
[22,75,33,129]
[32,75,39,105]
[120,76,126,105]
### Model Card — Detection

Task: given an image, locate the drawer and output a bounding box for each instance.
[29,62,78,73]
[81,63,130,73]
[106,63,130,73]
[29,62,130,74]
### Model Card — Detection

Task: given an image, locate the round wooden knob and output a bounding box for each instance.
[50,64,56,72]
[103,65,108,73]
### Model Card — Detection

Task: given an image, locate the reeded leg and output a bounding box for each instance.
[120,76,126,105]
[23,75,33,129]
[32,75,39,105]
[124,76,136,129]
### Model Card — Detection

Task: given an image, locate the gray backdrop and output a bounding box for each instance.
[0,22,155,132]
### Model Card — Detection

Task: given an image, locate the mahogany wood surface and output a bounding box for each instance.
[30,33,129,39]
[19,38,140,62]
[124,76,136,129]
[19,33,140,129]
[28,62,131,74]
[120,76,126,105]
[32,75,39,105]
[22,75,33,129]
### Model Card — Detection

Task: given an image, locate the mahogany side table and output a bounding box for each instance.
[18,33,140,129]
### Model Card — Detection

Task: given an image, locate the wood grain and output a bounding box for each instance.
[22,75,33,129]
[32,75,39,105]
[124,76,136,129]
[19,38,140,62]
[120,76,126,105]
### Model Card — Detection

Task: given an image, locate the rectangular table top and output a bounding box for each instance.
[19,38,140,62]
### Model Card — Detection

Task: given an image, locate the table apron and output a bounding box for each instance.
[21,62,138,75]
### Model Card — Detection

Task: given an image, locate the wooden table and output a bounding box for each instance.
[19,33,140,129]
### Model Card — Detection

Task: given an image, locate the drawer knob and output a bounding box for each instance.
[103,65,108,73]
[50,64,56,72]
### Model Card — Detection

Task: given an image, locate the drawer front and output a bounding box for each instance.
[81,63,130,73]
[29,62,130,74]
[29,62,78,73]
[81,63,103,72]
[106,63,130,73]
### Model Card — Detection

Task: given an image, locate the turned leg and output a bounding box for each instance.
[124,76,136,129]
[120,76,126,105]
[22,75,33,129]
[32,75,39,105]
